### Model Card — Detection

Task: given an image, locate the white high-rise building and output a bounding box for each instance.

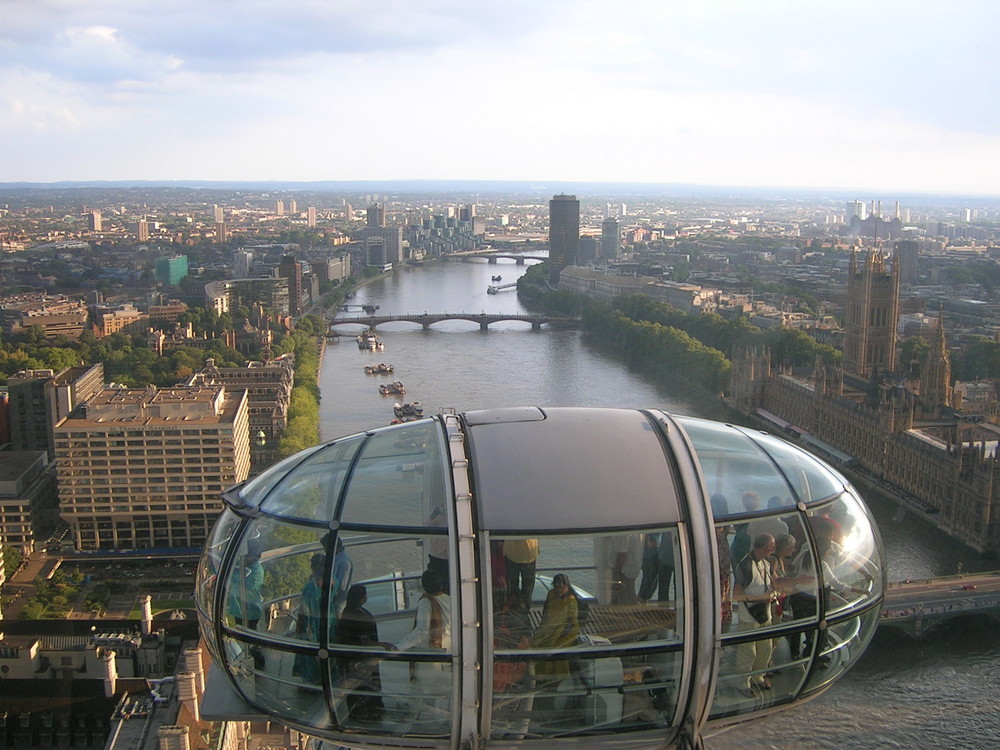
[846,200,868,221]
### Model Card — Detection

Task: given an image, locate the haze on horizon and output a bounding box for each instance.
[3,1,999,197]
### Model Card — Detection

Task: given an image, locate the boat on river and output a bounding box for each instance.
[364,363,395,375]
[491,274,502,282]
[379,381,406,395]
[392,401,424,420]
[357,329,384,350]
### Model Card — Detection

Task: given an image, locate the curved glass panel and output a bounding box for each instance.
[802,607,881,696]
[743,431,846,505]
[258,439,363,521]
[723,512,820,640]
[224,533,267,637]
[222,634,332,729]
[196,509,243,619]
[492,650,682,738]
[232,517,327,648]
[238,444,325,507]
[374,657,454,737]
[488,529,685,738]
[711,632,814,719]
[808,493,883,618]
[340,421,447,527]
[677,417,792,518]
[328,531,438,652]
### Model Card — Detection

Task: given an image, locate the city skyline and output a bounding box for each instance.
[3,2,1000,196]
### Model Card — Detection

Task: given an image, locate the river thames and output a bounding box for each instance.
[318,255,1000,749]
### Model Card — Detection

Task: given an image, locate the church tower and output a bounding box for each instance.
[843,247,900,377]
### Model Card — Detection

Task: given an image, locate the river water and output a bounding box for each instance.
[317,256,1000,749]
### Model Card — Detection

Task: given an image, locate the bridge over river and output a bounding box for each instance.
[880,571,1000,636]
[328,312,580,332]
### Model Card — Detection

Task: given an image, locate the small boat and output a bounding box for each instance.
[364,363,395,375]
[379,381,406,395]
[492,275,502,282]
[357,329,384,350]
[393,401,424,420]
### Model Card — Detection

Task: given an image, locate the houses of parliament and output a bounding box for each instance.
[731,246,1000,554]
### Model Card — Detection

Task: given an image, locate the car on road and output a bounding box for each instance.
[962,583,977,590]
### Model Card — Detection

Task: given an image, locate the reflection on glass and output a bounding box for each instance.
[803,608,881,695]
[258,439,361,521]
[489,530,683,738]
[748,431,845,505]
[196,509,241,621]
[810,494,882,617]
[340,422,446,527]
[679,418,795,518]
[710,635,813,719]
[238,444,323,507]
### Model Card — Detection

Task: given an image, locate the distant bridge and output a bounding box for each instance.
[880,571,1000,636]
[328,312,579,332]
[444,251,548,264]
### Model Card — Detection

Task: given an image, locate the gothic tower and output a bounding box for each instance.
[921,314,953,415]
[843,247,900,377]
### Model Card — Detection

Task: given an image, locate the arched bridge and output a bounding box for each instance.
[328,312,579,331]
[444,251,548,264]
[880,571,1000,637]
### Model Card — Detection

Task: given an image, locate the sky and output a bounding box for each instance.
[2,0,999,195]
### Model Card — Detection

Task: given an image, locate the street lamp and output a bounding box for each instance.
[255,430,266,448]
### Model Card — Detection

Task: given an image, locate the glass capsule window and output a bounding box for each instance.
[488,529,685,739]
[198,408,885,750]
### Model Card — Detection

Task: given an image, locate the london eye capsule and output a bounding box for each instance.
[197,407,884,749]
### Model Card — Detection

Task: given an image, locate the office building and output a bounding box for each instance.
[548,194,580,283]
[204,278,290,318]
[54,384,251,550]
[278,255,304,315]
[188,357,294,474]
[154,255,189,287]
[7,364,104,458]
[0,451,57,555]
[601,217,621,259]
[894,240,919,285]
[367,204,387,228]
[846,200,868,222]
[233,249,255,279]
[1,294,89,339]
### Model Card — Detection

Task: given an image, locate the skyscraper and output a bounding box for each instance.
[601,217,621,259]
[275,200,285,217]
[548,194,580,284]
[367,204,387,228]
[843,248,900,377]
[279,255,304,315]
[88,210,102,232]
[307,206,317,228]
